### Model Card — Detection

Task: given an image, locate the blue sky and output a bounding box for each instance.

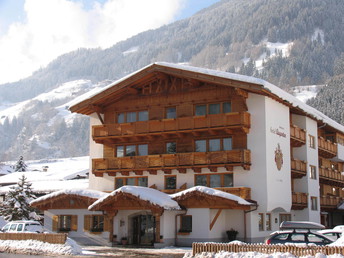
[0,0,220,84]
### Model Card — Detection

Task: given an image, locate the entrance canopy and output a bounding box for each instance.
[89,186,181,216]
[171,186,255,210]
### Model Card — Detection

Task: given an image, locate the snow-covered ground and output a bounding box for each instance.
[0,156,89,194]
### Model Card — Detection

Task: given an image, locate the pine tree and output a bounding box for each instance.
[0,175,41,221]
[14,156,28,172]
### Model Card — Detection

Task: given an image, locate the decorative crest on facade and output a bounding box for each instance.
[274,143,283,171]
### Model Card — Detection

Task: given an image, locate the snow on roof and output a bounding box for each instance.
[70,62,344,133]
[89,185,180,211]
[30,188,107,206]
[0,179,89,195]
[0,156,89,185]
[170,186,253,205]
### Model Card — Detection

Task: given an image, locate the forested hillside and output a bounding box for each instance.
[0,0,343,160]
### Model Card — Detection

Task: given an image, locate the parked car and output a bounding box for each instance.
[265,221,333,245]
[318,229,343,240]
[1,221,44,233]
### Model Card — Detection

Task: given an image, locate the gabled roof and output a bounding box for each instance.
[30,189,107,210]
[171,186,254,210]
[89,186,181,212]
[69,62,344,134]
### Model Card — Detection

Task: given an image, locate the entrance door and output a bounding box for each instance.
[132,214,155,245]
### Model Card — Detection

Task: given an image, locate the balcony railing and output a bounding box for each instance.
[320,195,344,210]
[319,167,344,187]
[291,159,307,178]
[318,137,337,158]
[92,112,250,143]
[92,150,251,176]
[290,125,306,147]
[291,192,308,210]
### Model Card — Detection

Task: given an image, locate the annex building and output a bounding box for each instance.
[31,62,344,246]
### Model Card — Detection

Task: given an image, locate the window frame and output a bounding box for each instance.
[165,106,177,119]
[194,101,232,116]
[265,213,271,231]
[179,215,192,233]
[58,215,72,232]
[311,196,318,211]
[194,137,232,152]
[258,213,264,231]
[309,135,316,149]
[116,144,148,157]
[116,110,149,123]
[309,165,317,179]
[91,215,104,232]
[194,173,233,188]
[166,142,177,154]
[115,176,148,189]
[164,175,177,190]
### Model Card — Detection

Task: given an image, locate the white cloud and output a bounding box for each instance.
[0,0,184,84]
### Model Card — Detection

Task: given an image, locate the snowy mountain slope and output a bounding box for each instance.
[291,85,325,103]
[0,79,111,160]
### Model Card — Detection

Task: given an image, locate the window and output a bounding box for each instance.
[311,197,318,210]
[209,103,220,114]
[59,215,72,231]
[91,215,104,232]
[166,107,176,119]
[115,177,148,189]
[116,144,148,157]
[309,135,316,149]
[195,102,231,116]
[166,142,176,154]
[165,175,176,190]
[179,215,192,233]
[195,140,206,152]
[84,215,105,233]
[117,110,149,123]
[279,214,291,224]
[195,173,233,188]
[195,105,207,116]
[266,213,271,231]
[310,165,317,179]
[195,138,232,152]
[259,213,264,231]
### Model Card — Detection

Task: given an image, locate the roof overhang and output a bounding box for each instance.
[69,62,265,116]
[171,186,256,210]
[89,186,181,216]
[30,189,107,210]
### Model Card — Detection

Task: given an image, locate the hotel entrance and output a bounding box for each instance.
[131,214,156,246]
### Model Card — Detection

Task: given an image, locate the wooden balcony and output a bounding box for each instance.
[318,137,337,158]
[320,195,344,211]
[290,125,306,147]
[291,192,308,210]
[291,159,307,178]
[92,150,251,176]
[319,167,344,187]
[92,112,250,143]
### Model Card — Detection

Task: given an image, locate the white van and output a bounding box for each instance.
[1,220,44,233]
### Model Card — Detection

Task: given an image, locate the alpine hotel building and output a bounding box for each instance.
[31,63,344,246]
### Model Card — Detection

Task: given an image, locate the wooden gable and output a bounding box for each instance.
[172,191,252,210]
[70,63,263,116]
[31,194,98,211]
[90,191,165,216]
